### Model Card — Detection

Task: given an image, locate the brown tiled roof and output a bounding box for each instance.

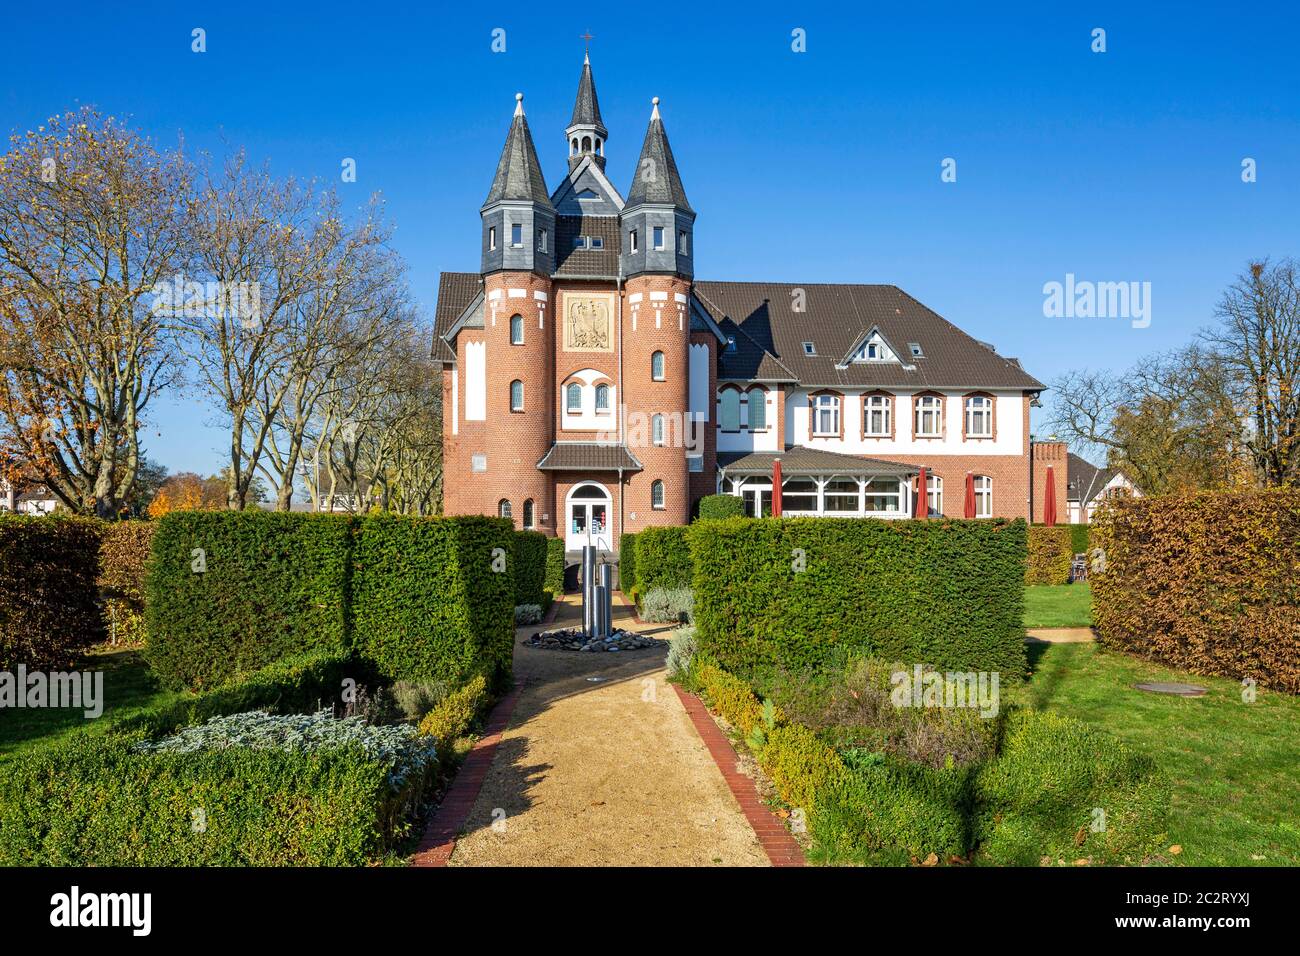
[717,447,920,476]
[1066,452,1123,504]
[536,442,643,471]
[432,272,483,362]
[554,215,620,277]
[694,281,1044,390]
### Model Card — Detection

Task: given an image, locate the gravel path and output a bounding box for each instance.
[447,594,769,867]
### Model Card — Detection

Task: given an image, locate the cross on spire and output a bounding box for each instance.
[580,29,594,58]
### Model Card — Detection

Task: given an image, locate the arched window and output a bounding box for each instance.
[571,138,578,155]
[864,394,892,437]
[651,350,665,381]
[595,383,611,413]
[581,136,592,152]
[522,498,534,529]
[510,379,524,412]
[565,382,583,413]
[498,499,512,519]
[652,413,665,446]
[720,388,741,430]
[926,474,943,517]
[747,388,767,430]
[651,480,665,510]
[595,138,603,155]
[915,394,944,438]
[964,394,993,438]
[510,314,523,345]
[973,476,992,518]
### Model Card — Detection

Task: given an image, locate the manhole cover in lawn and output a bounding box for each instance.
[1134,682,1208,697]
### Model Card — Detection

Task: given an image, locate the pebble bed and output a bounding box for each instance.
[523,627,663,653]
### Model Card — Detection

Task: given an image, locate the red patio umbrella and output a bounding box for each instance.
[1044,466,1057,526]
[964,472,976,519]
[914,467,928,518]
[771,458,783,518]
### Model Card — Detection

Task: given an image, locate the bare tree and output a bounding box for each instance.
[1206,258,1300,486]
[0,108,187,516]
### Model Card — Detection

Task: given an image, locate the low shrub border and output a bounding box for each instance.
[0,515,104,670]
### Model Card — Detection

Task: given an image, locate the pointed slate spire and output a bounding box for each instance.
[627,97,692,212]
[565,53,609,173]
[483,93,553,208]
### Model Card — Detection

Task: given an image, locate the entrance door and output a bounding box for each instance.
[566,483,613,552]
[740,483,772,518]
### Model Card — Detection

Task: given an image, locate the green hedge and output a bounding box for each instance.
[635,525,692,594]
[145,512,353,690]
[350,515,514,690]
[1067,523,1090,556]
[974,709,1169,865]
[146,512,514,692]
[544,536,566,598]
[688,517,1027,687]
[697,494,746,520]
[512,530,548,606]
[618,531,638,596]
[98,520,155,646]
[0,724,433,865]
[1026,525,1073,585]
[0,515,104,670]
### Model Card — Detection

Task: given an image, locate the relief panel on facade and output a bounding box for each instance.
[561,292,615,352]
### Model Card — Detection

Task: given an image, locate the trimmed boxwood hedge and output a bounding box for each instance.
[634,525,692,594]
[618,531,638,596]
[350,514,514,690]
[688,516,1027,687]
[1067,522,1090,556]
[1025,525,1073,585]
[146,512,515,692]
[145,512,353,689]
[512,530,548,606]
[0,514,104,670]
[697,494,746,520]
[544,536,566,598]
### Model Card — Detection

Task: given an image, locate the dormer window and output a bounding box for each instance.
[589,236,604,250]
[802,341,817,356]
[909,342,924,358]
[574,236,588,250]
[851,334,894,363]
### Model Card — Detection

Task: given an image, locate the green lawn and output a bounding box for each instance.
[1018,642,1300,866]
[0,648,182,761]
[1024,582,1092,628]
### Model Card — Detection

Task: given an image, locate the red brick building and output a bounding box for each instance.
[435,56,1066,554]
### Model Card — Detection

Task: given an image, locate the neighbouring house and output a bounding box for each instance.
[1065,452,1139,524]
[434,54,1066,555]
[1,476,60,515]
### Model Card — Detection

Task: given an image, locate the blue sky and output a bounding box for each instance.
[3,1,1298,477]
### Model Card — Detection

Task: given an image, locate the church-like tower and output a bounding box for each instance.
[566,53,608,173]
[619,97,696,529]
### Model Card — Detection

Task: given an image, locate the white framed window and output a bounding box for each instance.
[747,389,767,430]
[510,313,524,345]
[974,475,992,518]
[537,229,547,253]
[651,480,665,509]
[915,395,943,438]
[595,383,610,413]
[965,395,993,438]
[802,341,816,356]
[523,498,535,529]
[652,413,665,446]
[780,477,818,513]
[651,350,665,381]
[652,226,665,250]
[509,379,523,412]
[812,393,841,437]
[488,226,496,251]
[472,454,487,473]
[629,229,638,253]
[864,394,891,437]
[720,389,741,430]
[565,382,583,414]
[498,499,512,519]
[589,236,604,250]
[573,236,587,250]
[909,342,923,357]
[926,474,943,517]
[510,223,522,247]
[864,478,903,514]
[823,475,861,514]
[687,455,703,473]
[678,229,688,254]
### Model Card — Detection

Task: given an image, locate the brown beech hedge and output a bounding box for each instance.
[1025,525,1073,585]
[1091,490,1300,693]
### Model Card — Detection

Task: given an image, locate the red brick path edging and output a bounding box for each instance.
[673,685,806,867]
[411,682,524,867]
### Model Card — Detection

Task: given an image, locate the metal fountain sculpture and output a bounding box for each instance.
[580,544,613,640]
